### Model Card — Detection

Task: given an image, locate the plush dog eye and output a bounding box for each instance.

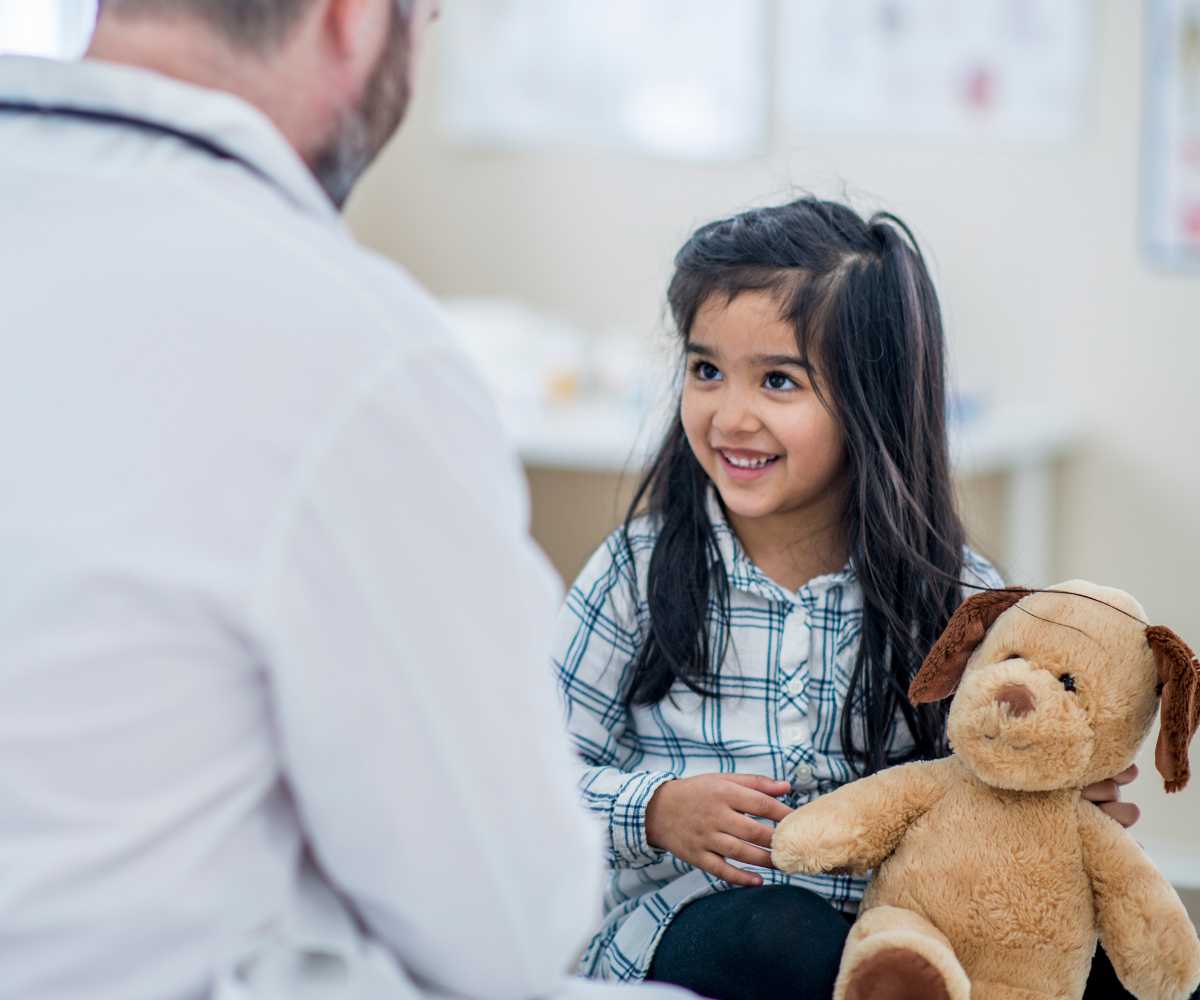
[1059,674,1077,692]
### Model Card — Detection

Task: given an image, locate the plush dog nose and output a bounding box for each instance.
[995,684,1035,717]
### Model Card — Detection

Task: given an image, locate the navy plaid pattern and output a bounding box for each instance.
[552,489,1003,982]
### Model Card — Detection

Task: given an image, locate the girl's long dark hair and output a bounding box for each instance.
[623,197,967,775]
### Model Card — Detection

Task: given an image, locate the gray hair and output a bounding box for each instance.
[99,0,412,52]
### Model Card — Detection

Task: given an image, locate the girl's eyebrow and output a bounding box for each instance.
[686,343,811,370]
[750,353,811,370]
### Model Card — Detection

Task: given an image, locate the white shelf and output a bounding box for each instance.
[508,398,1081,477]
[508,397,1082,586]
[506,399,656,472]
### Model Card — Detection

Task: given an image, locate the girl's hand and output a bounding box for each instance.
[645,773,793,887]
[1083,764,1140,828]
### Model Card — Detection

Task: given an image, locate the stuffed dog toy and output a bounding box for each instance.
[771,581,1200,1000]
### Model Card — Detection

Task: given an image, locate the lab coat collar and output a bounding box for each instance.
[0,55,342,225]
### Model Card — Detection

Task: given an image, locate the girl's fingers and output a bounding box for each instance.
[1099,800,1140,829]
[730,814,777,850]
[714,833,776,870]
[1113,764,1139,786]
[1082,780,1119,804]
[720,773,793,796]
[699,852,764,887]
[729,786,793,824]
[1084,766,1138,803]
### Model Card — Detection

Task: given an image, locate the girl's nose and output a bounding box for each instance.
[712,392,761,436]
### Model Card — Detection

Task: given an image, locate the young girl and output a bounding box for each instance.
[552,198,1139,1000]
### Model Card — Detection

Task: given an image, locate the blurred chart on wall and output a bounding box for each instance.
[777,0,1092,141]
[438,0,769,160]
[1144,0,1200,270]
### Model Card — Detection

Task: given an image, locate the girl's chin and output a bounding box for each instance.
[713,484,781,520]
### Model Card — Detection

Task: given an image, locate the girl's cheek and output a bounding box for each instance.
[679,396,709,457]
[787,407,840,458]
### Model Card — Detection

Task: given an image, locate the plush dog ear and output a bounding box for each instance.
[1144,625,1200,793]
[909,588,1032,705]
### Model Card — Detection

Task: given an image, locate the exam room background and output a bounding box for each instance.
[347,1,1200,892]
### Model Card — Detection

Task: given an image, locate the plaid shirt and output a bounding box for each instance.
[552,489,1003,982]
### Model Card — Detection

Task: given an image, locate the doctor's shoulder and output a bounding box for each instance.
[343,245,447,335]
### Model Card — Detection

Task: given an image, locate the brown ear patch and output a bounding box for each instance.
[909,588,1032,705]
[1144,625,1200,793]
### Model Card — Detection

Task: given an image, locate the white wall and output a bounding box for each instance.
[347,0,1200,874]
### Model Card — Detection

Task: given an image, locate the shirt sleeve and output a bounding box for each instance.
[961,547,1007,594]
[552,531,677,870]
[249,344,605,1000]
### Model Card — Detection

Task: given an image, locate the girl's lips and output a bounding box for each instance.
[717,449,781,482]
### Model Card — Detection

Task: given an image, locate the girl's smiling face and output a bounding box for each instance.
[680,290,848,537]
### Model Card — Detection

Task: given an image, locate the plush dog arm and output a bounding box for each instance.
[1077,800,1200,1000]
[772,757,956,876]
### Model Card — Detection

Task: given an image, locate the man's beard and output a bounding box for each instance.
[310,4,411,210]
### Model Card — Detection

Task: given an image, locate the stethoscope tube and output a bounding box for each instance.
[0,99,288,202]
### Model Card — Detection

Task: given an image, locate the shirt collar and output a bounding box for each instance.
[704,485,855,605]
[0,55,341,225]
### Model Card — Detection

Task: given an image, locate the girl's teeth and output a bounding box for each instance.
[724,452,776,469]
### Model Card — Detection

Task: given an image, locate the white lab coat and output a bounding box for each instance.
[0,55,686,1000]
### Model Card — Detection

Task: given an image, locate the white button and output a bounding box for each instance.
[793,764,815,783]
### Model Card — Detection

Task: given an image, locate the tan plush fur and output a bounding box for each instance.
[771,581,1200,1000]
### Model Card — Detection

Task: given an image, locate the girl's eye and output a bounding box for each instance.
[763,371,797,391]
[1059,674,1077,693]
[691,361,722,382]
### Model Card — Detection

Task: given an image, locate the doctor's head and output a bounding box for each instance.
[89,0,442,208]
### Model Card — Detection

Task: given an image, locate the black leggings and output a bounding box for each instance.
[646,885,1140,1000]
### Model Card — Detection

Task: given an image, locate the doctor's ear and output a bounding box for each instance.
[909,589,1031,705]
[323,0,389,62]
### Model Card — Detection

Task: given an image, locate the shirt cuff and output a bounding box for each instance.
[609,769,677,868]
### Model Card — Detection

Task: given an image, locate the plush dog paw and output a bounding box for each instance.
[834,909,970,1000]
[842,947,955,1000]
[771,813,867,875]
